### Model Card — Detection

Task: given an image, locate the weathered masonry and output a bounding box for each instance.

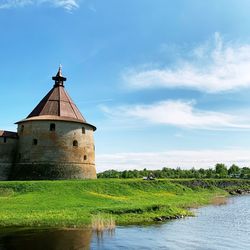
[0,131,18,180]
[0,67,97,180]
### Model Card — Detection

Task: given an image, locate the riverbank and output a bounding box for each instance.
[0,179,249,227]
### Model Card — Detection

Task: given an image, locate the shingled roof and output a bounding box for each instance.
[0,130,18,138]
[16,67,96,130]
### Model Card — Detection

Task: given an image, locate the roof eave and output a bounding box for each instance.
[15,117,96,131]
[0,130,18,138]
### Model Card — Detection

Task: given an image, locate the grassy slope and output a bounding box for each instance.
[0,179,247,227]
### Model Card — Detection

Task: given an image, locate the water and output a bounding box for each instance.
[0,195,249,250]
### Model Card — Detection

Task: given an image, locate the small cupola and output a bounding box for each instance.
[52,65,67,87]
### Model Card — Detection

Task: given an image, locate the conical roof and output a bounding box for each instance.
[27,82,85,122]
[16,67,96,130]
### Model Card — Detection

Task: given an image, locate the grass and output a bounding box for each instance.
[0,178,248,228]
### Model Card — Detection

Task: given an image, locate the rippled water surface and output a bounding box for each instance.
[0,195,249,250]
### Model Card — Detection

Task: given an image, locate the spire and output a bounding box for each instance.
[52,65,67,87]
[57,64,62,77]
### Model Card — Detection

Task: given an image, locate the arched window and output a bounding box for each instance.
[33,139,38,145]
[82,127,85,134]
[84,155,87,160]
[50,123,56,131]
[73,140,78,147]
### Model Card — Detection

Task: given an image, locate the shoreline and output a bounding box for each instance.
[0,179,249,228]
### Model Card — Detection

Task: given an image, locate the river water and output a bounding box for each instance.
[0,195,249,250]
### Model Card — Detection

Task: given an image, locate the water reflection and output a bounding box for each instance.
[92,229,115,249]
[0,228,93,250]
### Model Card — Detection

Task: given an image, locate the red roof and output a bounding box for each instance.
[16,67,96,131]
[27,84,85,122]
[0,130,18,138]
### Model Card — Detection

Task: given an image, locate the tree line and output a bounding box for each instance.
[97,164,250,179]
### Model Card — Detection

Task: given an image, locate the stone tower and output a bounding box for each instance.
[10,67,97,180]
[0,131,18,180]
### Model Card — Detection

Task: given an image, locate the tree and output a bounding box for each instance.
[97,164,249,179]
[215,163,228,178]
[240,167,250,179]
[228,164,240,178]
[205,168,215,178]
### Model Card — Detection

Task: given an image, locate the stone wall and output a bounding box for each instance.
[11,120,96,180]
[0,137,18,180]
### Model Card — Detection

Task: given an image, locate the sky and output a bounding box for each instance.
[2,1,250,171]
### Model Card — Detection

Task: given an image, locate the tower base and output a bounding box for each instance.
[10,162,97,180]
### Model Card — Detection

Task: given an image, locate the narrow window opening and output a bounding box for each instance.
[50,123,56,131]
[3,137,7,143]
[33,139,38,145]
[20,125,24,134]
[73,140,78,147]
[82,127,85,134]
[84,155,87,160]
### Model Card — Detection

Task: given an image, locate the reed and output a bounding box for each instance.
[211,196,228,206]
[91,214,116,232]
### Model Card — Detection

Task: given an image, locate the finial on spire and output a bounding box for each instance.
[57,64,62,77]
[52,65,67,87]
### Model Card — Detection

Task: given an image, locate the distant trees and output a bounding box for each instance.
[97,164,250,179]
[215,164,228,178]
[228,164,240,177]
[240,167,250,179]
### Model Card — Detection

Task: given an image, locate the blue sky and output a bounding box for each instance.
[2,1,250,171]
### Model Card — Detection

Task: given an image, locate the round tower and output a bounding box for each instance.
[11,67,97,180]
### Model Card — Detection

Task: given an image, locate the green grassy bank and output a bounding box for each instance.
[0,179,249,228]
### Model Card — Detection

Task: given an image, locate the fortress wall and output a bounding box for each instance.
[0,137,18,180]
[11,120,96,180]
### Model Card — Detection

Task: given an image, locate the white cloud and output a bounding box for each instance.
[96,149,250,172]
[124,33,250,93]
[0,0,79,11]
[101,100,250,130]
